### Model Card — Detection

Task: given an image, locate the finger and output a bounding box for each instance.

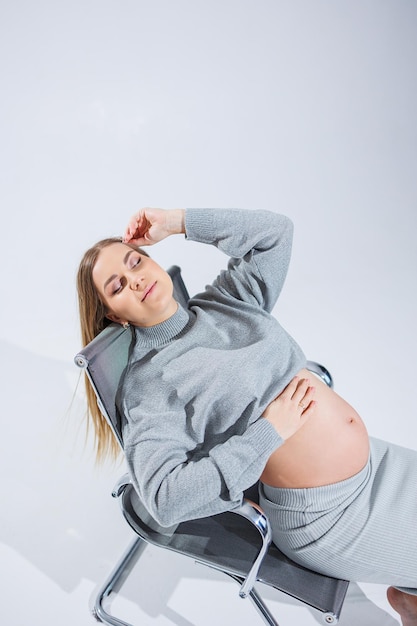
[127,237,149,247]
[300,399,317,419]
[294,382,316,411]
[301,384,315,404]
[298,390,315,413]
[123,217,139,242]
[123,229,134,243]
[124,210,148,241]
[126,211,152,245]
[280,376,299,398]
[292,378,310,403]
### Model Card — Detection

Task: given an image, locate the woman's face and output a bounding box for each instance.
[92,242,178,327]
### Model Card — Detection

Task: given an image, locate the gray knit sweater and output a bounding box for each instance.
[120,209,306,527]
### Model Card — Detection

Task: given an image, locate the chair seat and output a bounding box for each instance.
[121,483,348,617]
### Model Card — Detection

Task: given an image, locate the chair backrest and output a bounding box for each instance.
[74,265,190,448]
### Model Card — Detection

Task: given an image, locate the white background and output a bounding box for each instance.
[0,1,416,625]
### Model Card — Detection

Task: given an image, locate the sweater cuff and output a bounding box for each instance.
[246,418,283,458]
[184,209,217,244]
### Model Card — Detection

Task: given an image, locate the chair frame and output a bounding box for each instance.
[75,266,349,626]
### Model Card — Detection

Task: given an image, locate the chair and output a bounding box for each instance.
[75,266,349,626]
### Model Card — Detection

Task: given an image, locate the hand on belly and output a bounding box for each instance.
[261,376,317,440]
[260,369,370,488]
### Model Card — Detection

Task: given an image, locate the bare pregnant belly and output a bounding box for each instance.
[260,368,370,488]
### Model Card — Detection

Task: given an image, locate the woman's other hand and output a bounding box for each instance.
[262,377,316,441]
[123,208,185,246]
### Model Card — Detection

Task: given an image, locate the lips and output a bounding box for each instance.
[141,282,156,301]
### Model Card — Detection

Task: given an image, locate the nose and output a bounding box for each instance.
[128,272,145,291]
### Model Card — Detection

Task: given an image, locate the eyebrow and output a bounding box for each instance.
[103,249,135,291]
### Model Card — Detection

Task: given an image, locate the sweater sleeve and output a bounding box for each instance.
[185,208,293,312]
[122,392,283,528]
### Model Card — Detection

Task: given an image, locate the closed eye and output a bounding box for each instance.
[127,253,142,270]
[106,252,142,296]
[112,277,127,295]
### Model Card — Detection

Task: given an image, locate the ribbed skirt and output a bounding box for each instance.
[259,437,417,594]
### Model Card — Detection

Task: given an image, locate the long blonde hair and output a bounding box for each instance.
[76,237,148,462]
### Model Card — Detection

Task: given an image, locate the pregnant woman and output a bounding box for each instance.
[77,207,417,625]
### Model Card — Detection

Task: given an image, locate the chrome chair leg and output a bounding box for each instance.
[248,586,281,626]
[93,536,147,626]
[226,573,280,626]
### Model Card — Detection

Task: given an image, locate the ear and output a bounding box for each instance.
[106,313,128,326]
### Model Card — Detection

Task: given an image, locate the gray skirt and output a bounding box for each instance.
[259,437,417,594]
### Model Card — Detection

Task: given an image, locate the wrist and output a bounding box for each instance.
[167,209,185,235]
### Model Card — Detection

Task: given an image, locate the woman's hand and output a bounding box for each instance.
[123,208,185,246]
[262,377,316,441]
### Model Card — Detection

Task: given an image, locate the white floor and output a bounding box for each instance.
[0,538,403,626]
[1,1,416,625]
[105,547,403,626]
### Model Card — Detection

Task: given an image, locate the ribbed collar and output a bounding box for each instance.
[133,304,192,348]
